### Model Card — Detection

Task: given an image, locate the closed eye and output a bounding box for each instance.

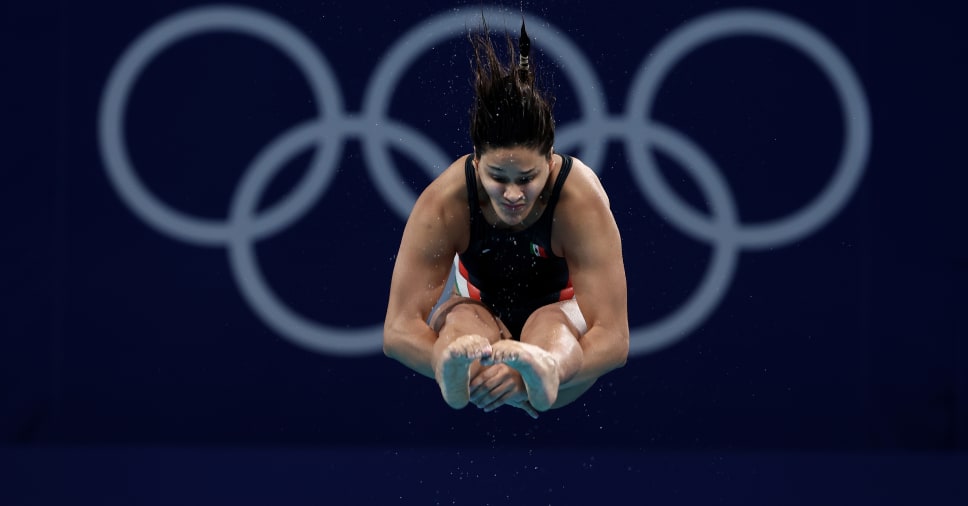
[489,174,535,184]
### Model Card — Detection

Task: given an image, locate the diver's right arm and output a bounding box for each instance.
[383,161,466,378]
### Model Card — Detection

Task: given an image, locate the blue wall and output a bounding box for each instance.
[2,0,966,503]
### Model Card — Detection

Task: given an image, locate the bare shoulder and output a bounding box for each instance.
[408,154,472,250]
[552,155,620,257]
[558,155,612,213]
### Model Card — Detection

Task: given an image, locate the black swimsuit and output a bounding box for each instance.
[455,154,574,339]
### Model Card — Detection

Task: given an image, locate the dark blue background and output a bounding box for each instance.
[2,0,966,503]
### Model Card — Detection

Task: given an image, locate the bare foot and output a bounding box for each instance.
[484,340,559,411]
[435,334,492,409]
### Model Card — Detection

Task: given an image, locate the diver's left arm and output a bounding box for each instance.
[556,168,630,393]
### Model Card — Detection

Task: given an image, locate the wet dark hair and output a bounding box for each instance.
[469,17,555,159]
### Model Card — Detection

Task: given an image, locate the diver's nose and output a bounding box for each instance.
[504,185,524,202]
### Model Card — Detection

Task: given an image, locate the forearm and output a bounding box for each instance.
[383,319,439,379]
[548,327,625,409]
[562,326,628,389]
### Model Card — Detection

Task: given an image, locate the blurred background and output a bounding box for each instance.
[2,0,966,503]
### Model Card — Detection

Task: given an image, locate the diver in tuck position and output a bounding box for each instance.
[383,18,629,418]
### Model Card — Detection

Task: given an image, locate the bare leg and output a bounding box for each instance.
[429,297,505,409]
[487,300,586,411]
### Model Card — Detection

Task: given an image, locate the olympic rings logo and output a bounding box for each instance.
[98,4,871,357]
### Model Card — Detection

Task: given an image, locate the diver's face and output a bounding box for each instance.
[475,147,552,227]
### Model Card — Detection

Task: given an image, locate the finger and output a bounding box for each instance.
[482,389,514,412]
[470,366,511,396]
[469,386,487,406]
[469,364,499,386]
[477,385,509,411]
[468,373,486,390]
[474,386,503,408]
[520,401,539,419]
[469,377,501,405]
[469,366,500,392]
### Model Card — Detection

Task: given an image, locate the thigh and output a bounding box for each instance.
[429,295,512,342]
[557,299,588,336]
[518,299,588,391]
[521,299,588,340]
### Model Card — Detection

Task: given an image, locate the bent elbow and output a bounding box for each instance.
[616,331,630,368]
[615,353,629,370]
[382,323,400,359]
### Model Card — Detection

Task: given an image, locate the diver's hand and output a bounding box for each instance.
[469,363,538,418]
